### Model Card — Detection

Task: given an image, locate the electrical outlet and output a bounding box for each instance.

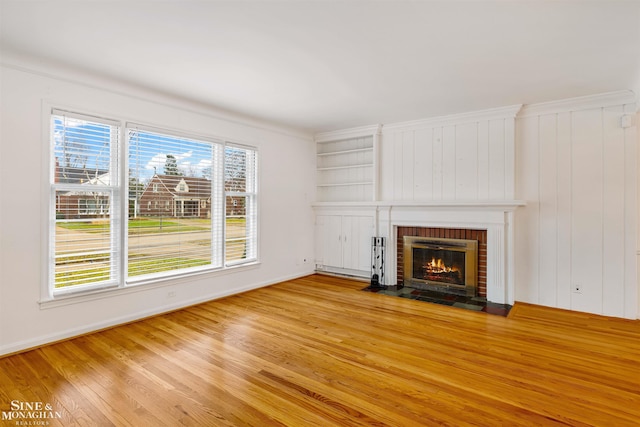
[168,291,176,298]
[572,283,581,294]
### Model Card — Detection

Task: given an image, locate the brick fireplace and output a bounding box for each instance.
[376,201,523,305]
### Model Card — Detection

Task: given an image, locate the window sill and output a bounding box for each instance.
[39,261,261,310]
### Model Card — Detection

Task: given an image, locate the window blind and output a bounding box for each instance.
[127,126,223,280]
[224,145,258,265]
[50,111,120,291]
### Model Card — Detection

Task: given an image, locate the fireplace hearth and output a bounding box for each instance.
[403,236,478,296]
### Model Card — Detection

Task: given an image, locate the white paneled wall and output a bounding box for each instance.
[380,106,521,202]
[515,92,637,319]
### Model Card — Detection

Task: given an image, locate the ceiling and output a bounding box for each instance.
[2,0,639,134]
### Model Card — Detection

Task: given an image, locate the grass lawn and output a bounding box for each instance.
[128,257,211,277]
[58,217,212,234]
[128,218,208,235]
[54,216,248,288]
[56,257,211,288]
[56,220,111,232]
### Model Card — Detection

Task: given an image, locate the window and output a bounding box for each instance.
[225,146,258,264]
[49,109,258,296]
[127,125,223,279]
[50,110,120,292]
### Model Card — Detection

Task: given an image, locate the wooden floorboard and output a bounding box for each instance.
[1,274,639,426]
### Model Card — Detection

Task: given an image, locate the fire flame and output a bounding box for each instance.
[426,257,457,273]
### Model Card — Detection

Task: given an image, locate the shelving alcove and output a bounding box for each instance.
[313,125,382,279]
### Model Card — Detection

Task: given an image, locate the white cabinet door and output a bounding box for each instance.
[325,215,344,268]
[315,215,343,269]
[342,216,374,272]
[316,214,374,276]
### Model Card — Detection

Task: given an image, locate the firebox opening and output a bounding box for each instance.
[403,236,478,297]
[412,247,466,286]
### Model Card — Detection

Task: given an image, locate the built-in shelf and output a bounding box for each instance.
[317,164,372,171]
[317,181,374,188]
[315,125,381,202]
[317,147,373,157]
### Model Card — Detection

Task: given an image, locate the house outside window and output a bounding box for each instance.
[78,198,109,215]
[48,109,258,297]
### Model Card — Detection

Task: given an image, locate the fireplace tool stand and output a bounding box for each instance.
[369,237,385,289]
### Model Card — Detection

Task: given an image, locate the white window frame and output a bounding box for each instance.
[43,106,260,304]
[224,143,259,266]
[125,122,227,283]
[47,109,122,298]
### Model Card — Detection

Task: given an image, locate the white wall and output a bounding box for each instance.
[0,64,316,355]
[637,109,640,317]
[515,92,637,319]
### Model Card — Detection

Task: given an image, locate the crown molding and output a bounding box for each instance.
[518,90,637,118]
[382,104,523,132]
[314,124,382,143]
[1,49,313,141]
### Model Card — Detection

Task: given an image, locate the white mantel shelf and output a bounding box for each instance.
[312,200,526,210]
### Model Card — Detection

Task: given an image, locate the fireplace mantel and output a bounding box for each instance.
[312,200,525,210]
[375,200,525,305]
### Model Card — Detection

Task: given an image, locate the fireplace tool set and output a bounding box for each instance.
[370,237,385,289]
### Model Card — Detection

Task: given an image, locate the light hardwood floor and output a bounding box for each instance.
[1,274,639,426]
